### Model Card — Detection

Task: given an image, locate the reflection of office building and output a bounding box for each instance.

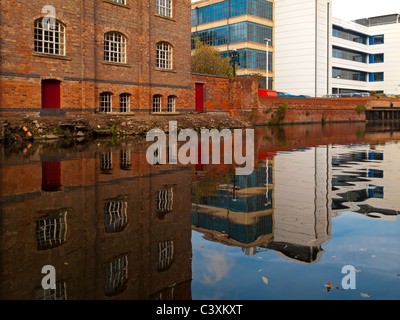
[265,146,332,264]
[192,162,275,250]
[331,144,400,222]
[0,143,193,300]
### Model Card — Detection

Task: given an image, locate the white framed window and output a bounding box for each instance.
[34,19,66,56]
[156,42,173,70]
[156,0,172,18]
[120,150,132,170]
[36,211,68,251]
[100,92,112,113]
[153,95,162,112]
[104,200,128,233]
[105,255,128,296]
[167,96,176,113]
[156,240,174,272]
[111,0,126,4]
[119,93,130,113]
[156,187,174,216]
[100,152,113,172]
[35,282,67,300]
[104,32,127,64]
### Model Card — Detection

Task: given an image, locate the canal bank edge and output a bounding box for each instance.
[0,113,251,143]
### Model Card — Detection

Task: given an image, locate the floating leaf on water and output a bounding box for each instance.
[359,248,367,251]
[355,269,362,273]
[324,282,339,292]
[371,255,376,258]
[360,293,371,298]
[262,276,269,286]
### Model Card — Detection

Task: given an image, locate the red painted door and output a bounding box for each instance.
[42,80,61,109]
[195,83,204,113]
[42,161,62,192]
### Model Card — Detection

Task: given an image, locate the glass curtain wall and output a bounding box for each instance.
[192,0,273,26]
[192,22,273,49]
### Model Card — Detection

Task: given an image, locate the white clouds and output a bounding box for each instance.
[332,0,400,21]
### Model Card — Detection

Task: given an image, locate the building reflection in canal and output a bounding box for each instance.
[1,122,400,300]
[191,123,400,265]
[0,141,193,300]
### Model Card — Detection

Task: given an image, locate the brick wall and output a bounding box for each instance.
[0,0,194,115]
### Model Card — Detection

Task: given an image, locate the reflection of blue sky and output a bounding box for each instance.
[191,212,400,300]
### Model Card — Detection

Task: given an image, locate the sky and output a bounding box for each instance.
[332,0,400,21]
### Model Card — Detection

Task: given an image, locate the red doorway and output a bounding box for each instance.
[195,83,204,113]
[42,161,62,192]
[42,79,61,109]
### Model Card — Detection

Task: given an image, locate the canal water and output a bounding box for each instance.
[0,122,399,300]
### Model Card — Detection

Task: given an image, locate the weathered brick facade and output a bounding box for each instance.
[0,0,194,115]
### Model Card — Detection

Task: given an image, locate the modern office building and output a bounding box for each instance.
[191,0,275,89]
[192,0,400,97]
[331,14,400,96]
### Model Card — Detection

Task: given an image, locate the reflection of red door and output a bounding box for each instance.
[195,83,204,112]
[42,80,61,109]
[42,162,62,192]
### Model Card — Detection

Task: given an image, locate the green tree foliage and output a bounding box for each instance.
[191,39,234,78]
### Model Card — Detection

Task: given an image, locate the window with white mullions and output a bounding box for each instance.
[167,96,176,112]
[104,200,128,233]
[120,150,132,170]
[153,95,162,112]
[36,211,68,251]
[34,19,65,56]
[100,92,112,113]
[156,42,173,69]
[110,0,126,4]
[119,93,130,113]
[156,241,174,272]
[105,255,128,296]
[156,0,172,17]
[35,282,67,300]
[104,32,127,64]
[156,188,174,217]
[100,152,113,172]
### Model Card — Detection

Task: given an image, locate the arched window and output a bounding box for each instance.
[104,32,127,64]
[167,96,176,113]
[119,93,130,113]
[156,0,172,18]
[100,92,113,113]
[34,19,66,55]
[153,94,162,112]
[156,42,173,70]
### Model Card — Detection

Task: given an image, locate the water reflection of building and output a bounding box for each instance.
[331,143,400,222]
[192,161,275,252]
[264,146,333,264]
[0,142,192,300]
[192,146,334,264]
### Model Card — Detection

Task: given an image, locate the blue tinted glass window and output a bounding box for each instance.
[221,49,272,71]
[332,46,367,63]
[192,22,273,49]
[333,67,367,82]
[192,0,273,26]
[332,26,367,45]
[370,35,384,45]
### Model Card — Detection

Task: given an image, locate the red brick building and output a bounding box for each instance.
[0,0,194,116]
